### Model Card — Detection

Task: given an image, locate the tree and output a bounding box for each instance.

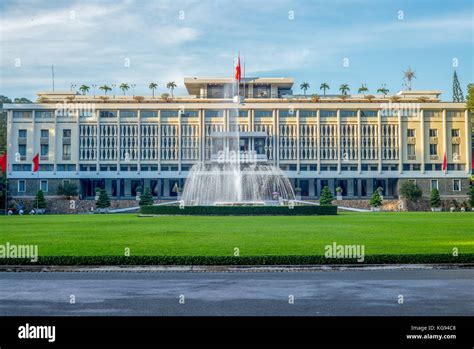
[339,84,350,95]
[369,190,382,208]
[466,83,474,113]
[452,70,464,102]
[403,67,416,90]
[468,185,474,208]
[377,84,389,96]
[358,84,368,96]
[149,83,158,98]
[13,97,32,103]
[35,189,47,209]
[430,188,441,208]
[57,182,79,199]
[320,83,330,95]
[166,81,177,97]
[139,188,154,206]
[399,181,422,202]
[99,85,112,95]
[119,83,130,95]
[79,85,90,95]
[96,189,111,209]
[319,186,333,205]
[300,82,310,96]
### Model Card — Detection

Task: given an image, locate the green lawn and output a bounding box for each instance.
[0,212,473,256]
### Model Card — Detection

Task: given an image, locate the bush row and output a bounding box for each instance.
[140,205,338,216]
[0,254,473,266]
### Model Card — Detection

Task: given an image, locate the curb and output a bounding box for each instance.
[1,264,473,273]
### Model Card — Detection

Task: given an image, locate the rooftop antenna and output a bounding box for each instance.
[51,65,55,91]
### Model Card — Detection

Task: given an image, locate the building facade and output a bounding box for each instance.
[4,77,472,201]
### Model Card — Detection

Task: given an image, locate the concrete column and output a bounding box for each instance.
[348,179,354,197]
[367,179,373,195]
[163,179,170,196]
[357,179,363,198]
[315,179,321,197]
[328,178,335,193]
[309,180,315,197]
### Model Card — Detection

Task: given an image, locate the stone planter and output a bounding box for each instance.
[35,208,46,215]
[135,194,141,201]
[431,207,442,212]
[336,195,343,201]
[95,208,109,214]
[371,207,381,212]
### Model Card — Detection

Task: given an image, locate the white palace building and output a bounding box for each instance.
[3,76,472,201]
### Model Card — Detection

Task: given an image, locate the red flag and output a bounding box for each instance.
[32,153,40,172]
[442,151,447,172]
[0,152,6,173]
[235,55,241,82]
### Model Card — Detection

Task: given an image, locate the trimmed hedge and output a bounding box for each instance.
[0,254,473,266]
[140,205,337,216]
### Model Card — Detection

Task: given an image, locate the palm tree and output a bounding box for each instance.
[79,85,90,95]
[339,84,350,95]
[149,83,158,98]
[403,66,416,90]
[320,83,330,95]
[358,84,368,96]
[99,85,112,95]
[119,83,130,95]
[166,81,177,97]
[377,84,389,97]
[300,82,310,96]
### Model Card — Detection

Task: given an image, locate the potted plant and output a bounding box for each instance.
[370,189,383,211]
[95,189,111,213]
[294,187,302,200]
[460,201,468,212]
[135,186,143,201]
[430,188,442,212]
[34,189,47,214]
[336,186,343,200]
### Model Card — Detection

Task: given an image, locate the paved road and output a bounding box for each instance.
[0,269,473,316]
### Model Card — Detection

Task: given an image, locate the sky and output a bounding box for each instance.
[0,0,473,101]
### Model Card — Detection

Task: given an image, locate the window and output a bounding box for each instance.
[19,129,27,138]
[238,110,248,118]
[431,180,438,190]
[452,144,460,160]
[99,110,117,118]
[429,144,438,156]
[39,164,54,171]
[40,180,48,193]
[120,110,137,118]
[18,180,26,192]
[36,111,53,118]
[180,110,198,117]
[412,164,421,171]
[447,110,463,118]
[361,110,377,117]
[255,110,272,118]
[279,109,295,117]
[63,144,71,159]
[299,110,316,117]
[12,164,31,171]
[320,110,337,117]
[340,110,357,117]
[63,129,71,138]
[424,110,441,118]
[40,144,49,156]
[429,129,438,137]
[451,129,460,137]
[253,84,270,98]
[407,144,415,157]
[141,110,157,118]
[407,129,415,137]
[18,144,26,157]
[57,164,75,171]
[453,180,461,191]
[79,110,93,118]
[13,111,32,118]
[204,110,223,118]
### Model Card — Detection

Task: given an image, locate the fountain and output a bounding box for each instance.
[181,162,295,206]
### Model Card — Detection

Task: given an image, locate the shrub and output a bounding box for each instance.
[319,186,333,205]
[139,188,154,206]
[399,181,422,202]
[34,189,47,209]
[430,188,441,208]
[369,190,382,207]
[57,182,78,199]
[140,205,337,216]
[468,185,474,208]
[96,189,111,209]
